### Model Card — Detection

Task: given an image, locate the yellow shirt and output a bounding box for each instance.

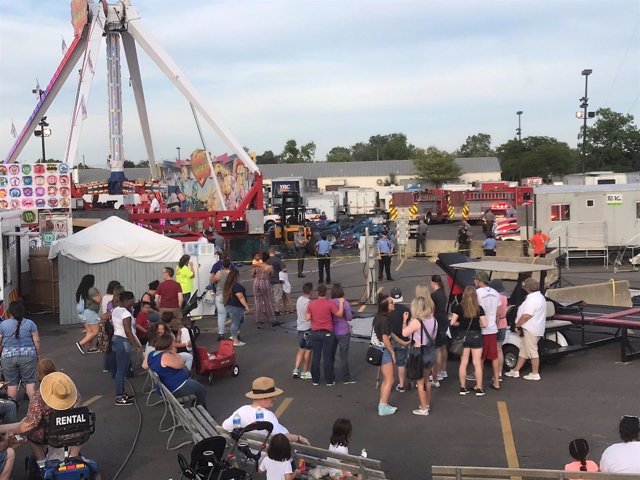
[176,265,194,294]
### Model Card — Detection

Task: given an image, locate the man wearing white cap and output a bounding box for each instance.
[222,377,310,445]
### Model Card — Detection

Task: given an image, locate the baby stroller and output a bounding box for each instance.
[195,340,239,385]
[177,421,273,480]
[182,289,210,338]
[25,406,99,480]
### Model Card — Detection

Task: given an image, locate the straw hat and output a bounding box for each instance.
[40,372,78,411]
[245,377,283,400]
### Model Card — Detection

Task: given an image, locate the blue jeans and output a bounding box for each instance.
[111,336,131,398]
[173,379,207,409]
[226,305,245,338]
[310,330,336,384]
[333,334,352,382]
[215,295,227,336]
[0,399,17,424]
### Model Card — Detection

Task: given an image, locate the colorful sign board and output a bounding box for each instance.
[71,0,89,38]
[0,163,71,210]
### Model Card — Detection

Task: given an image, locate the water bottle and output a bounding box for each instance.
[232,412,241,429]
[361,448,367,458]
[256,407,264,421]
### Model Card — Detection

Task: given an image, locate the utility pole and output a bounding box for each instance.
[516,111,523,142]
[580,69,592,174]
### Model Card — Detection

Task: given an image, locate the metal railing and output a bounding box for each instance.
[432,465,639,479]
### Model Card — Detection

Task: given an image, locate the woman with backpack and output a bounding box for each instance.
[0,301,40,401]
[402,296,438,416]
[74,274,102,354]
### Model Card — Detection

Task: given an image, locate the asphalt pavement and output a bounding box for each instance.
[11,222,640,479]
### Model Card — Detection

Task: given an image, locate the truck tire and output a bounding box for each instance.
[502,344,519,371]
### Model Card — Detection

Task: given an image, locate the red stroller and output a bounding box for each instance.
[195,340,240,385]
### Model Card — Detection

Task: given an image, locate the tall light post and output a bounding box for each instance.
[516,111,523,142]
[580,69,592,174]
[176,146,181,161]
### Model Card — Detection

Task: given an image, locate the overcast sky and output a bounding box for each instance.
[1,0,639,167]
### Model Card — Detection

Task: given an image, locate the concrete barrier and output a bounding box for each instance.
[546,280,632,308]
[479,256,558,285]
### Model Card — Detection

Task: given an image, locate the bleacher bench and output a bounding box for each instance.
[432,466,639,480]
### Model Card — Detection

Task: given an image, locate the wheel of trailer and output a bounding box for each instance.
[232,365,240,377]
[208,373,214,385]
[502,344,519,371]
[539,338,562,365]
[264,220,275,230]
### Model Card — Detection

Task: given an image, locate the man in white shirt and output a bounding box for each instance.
[292,282,313,379]
[149,195,160,213]
[474,272,501,390]
[600,415,640,473]
[222,377,310,446]
[505,277,547,381]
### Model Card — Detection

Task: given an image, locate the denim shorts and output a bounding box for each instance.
[297,329,312,350]
[497,328,507,343]
[1,355,37,385]
[82,309,101,325]
[381,348,393,366]
[0,450,6,472]
[393,344,408,367]
[421,346,436,369]
[463,331,483,349]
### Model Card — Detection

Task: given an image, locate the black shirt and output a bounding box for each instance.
[266,256,285,285]
[431,288,448,333]
[389,304,411,342]
[372,313,391,342]
[452,304,485,332]
[225,283,246,309]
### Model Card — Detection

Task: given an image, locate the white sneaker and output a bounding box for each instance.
[523,373,541,381]
[430,380,440,388]
[412,408,430,416]
[504,370,520,378]
[440,371,448,379]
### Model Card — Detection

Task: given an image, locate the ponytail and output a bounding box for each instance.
[569,438,590,471]
[8,301,25,339]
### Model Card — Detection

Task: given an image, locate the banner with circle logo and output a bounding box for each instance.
[0,162,71,210]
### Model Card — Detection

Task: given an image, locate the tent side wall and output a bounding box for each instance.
[58,256,168,325]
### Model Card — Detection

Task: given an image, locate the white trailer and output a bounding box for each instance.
[306,194,339,221]
[534,184,640,265]
[341,188,379,215]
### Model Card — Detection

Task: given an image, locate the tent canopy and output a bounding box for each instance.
[48,216,183,264]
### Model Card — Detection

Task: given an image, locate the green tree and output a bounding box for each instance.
[300,141,316,162]
[497,137,577,181]
[582,108,640,172]
[413,146,461,187]
[384,172,398,186]
[326,146,352,162]
[123,160,135,168]
[457,133,495,157]
[351,142,376,162]
[280,140,315,163]
[136,160,150,167]
[256,150,279,164]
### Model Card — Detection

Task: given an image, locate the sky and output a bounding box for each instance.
[1,0,639,168]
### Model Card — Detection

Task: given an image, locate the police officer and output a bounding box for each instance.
[455,221,472,257]
[315,233,332,284]
[377,232,394,281]
[415,218,428,256]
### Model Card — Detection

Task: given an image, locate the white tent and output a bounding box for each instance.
[49,216,183,263]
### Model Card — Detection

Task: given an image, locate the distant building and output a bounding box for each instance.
[563,171,640,185]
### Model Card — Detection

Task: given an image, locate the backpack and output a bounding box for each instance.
[458,228,469,244]
[75,296,85,315]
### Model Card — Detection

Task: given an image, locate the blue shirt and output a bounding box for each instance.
[483,237,497,250]
[147,350,189,393]
[377,238,394,254]
[0,318,38,358]
[316,239,331,255]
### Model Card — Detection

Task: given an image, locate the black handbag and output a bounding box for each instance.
[406,319,436,380]
[450,314,473,356]
[366,346,383,366]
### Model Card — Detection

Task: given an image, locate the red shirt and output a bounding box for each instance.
[530,233,550,255]
[307,297,338,331]
[136,311,150,343]
[156,279,182,308]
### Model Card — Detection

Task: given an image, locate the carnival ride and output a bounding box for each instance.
[4,0,263,240]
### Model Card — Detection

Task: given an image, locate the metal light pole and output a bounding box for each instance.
[580,69,592,174]
[176,146,181,160]
[39,117,47,161]
[516,110,523,142]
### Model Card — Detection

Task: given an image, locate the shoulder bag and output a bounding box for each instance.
[366,325,384,366]
[449,312,473,357]
[406,319,436,380]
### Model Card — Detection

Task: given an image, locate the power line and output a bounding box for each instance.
[604,19,640,106]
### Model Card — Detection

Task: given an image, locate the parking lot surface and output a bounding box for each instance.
[14,223,640,479]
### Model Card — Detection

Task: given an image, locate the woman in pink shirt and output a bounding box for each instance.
[565,438,598,478]
[489,279,509,381]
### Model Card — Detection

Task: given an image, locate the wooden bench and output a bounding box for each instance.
[432,466,639,480]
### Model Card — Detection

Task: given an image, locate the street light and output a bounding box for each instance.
[176,146,181,161]
[580,69,592,173]
[516,111,523,142]
[33,116,51,162]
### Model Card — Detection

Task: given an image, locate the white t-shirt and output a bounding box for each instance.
[600,441,640,473]
[516,291,547,336]
[150,197,160,212]
[112,306,133,339]
[476,286,499,335]
[221,405,289,436]
[279,271,291,294]
[179,327,192,351]
[100,294,113,315]
[259,456,292,480]
[296,296,311,331]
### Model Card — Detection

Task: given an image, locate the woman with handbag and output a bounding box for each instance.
[370,295,397,416]
[449,286,487,396]
[402,296,438,416]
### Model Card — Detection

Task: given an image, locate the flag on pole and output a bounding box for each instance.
[61,36,68,55]
[80,96,87,120]
[34,79,41,95]
[87,53,94,75]
[10,121,17,138]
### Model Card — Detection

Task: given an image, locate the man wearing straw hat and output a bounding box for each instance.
[222,377,310,445]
